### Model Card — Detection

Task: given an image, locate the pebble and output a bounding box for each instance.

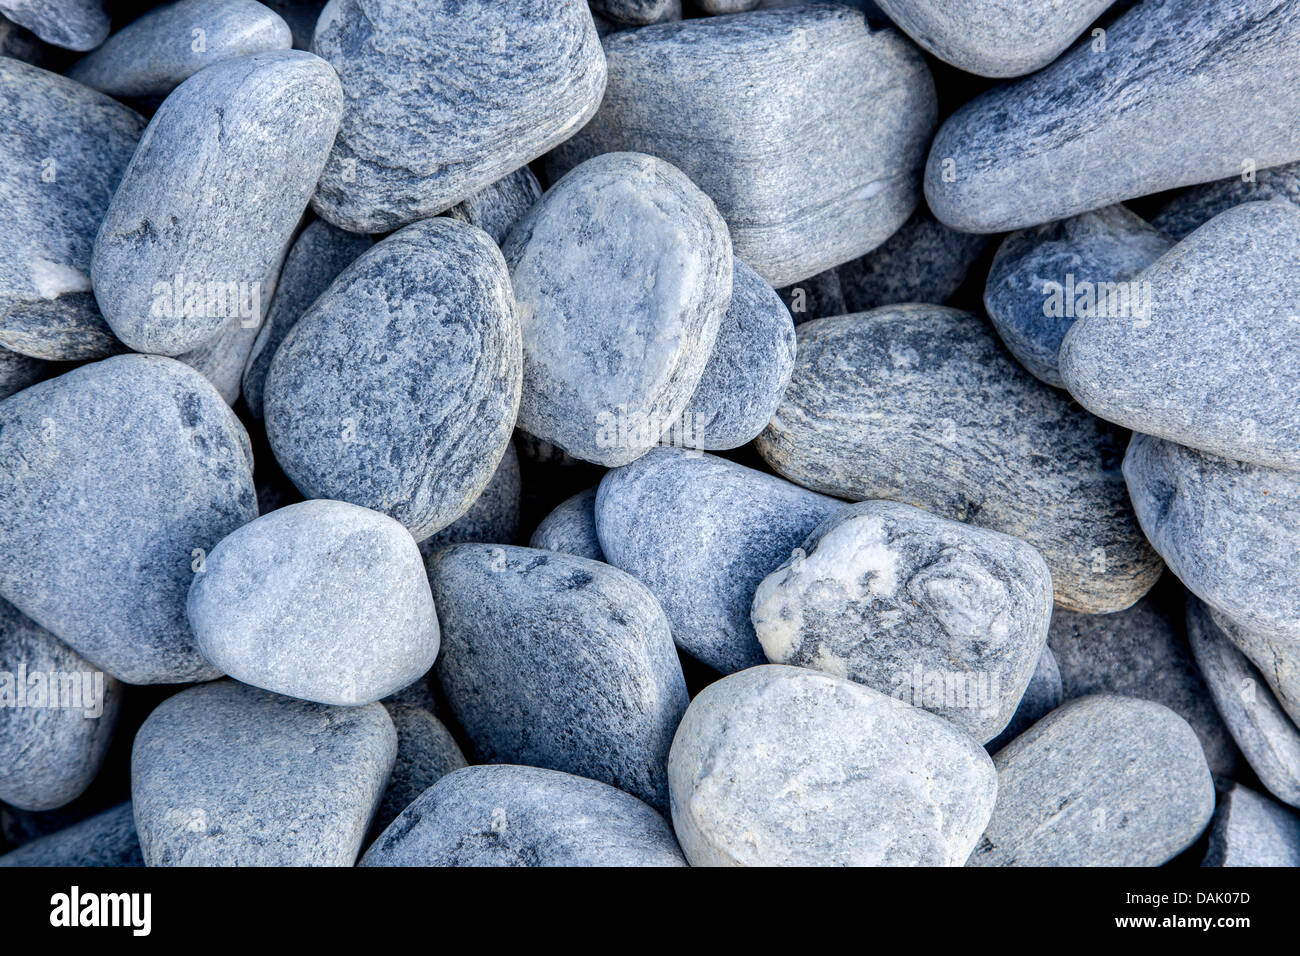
[1202,782,1300,868]
[1206,606,1300,729]
[985,646,1062,754]
[0,802,142,867]
[528,487,605,562]
[757,306,1162,614]
[417,440,521,558]
[444,167,544,247]
[1153,162,1300,240]
[777,268,846,326]
[0,347,45,400]
[589,1,681,26]
[131,681,396,866]
[362,765,687,867]
[0,0,108,51]
[0,11,58,66]
[370,702,467,840]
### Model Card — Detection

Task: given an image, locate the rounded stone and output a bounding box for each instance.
[1202,782,1300,867]
[370,702,467,839]
[0,802,143,867]
[417,440,521,558]
[0,0,108,51]
[528,487,605,562]
[985,646,1062,754]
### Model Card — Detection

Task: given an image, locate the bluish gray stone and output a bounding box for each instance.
[0,0,108,50]
[444,166,543,247]
[262,0,324,49]
[310,0,606,233]
[597,449,842,674]
[131,681,396,866]
[987,205,1170,388]
[0,355,256,684]
[418,440,521,558]
[1203,782,1300,867]
[504,152,731,466]
[188,499,439,706]
[92,50,343,356]
[1207,607,1300,731]
[1154,162,1300,240]
[0,347,45,400]
[969,695,1215,866]
[67,0,293,101]
[757,306,1162,614]
[362,764,686,867]
[925,0,1300,232]
[370,702,467,840]
[590,0,680,24]
[0,12,59,66]
[548,6,936,287]
[777,268,846,326]
[0,802,142,867]
[986,646,1062,754]
[265,217,522,542]
[669,664,997,866]
[428,544,688,812]
[0,59,142,361]
[528,487,605,562]
[753,500,1053,743]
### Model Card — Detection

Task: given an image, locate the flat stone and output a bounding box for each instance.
[265,217,521,542]
[131,681,396,866]
[444,166,543,247]
[362,764,687,867]
[417,440,521,558]
[1207,607,1300,729]
[0,59,142,361]
[503,152,731,466]
[1154,162,1300,240]
[669,664,997,866]
[188,499,439,706]
[777,268,846,326]
[0,802,142,867]
[597,449,842,673]
[758,306,1162,614]
[985,646,1062,753]
[1202,782,1300,867]
[310,0,605,233]
[528,487,605,562]
[428,544,688,811]
[0,347,45,400]
[925,0,1300,232]
[548,6,936,287]
[969,694,1215,866]
[370,702,467,840]
[0,355,257,684]
[92,50,342,356]
[987,205,1170,388]
[0,0,108,50]
[752,500,1053,743]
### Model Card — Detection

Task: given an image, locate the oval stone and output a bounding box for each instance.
[529,487,605,562]
[0,0,108,50]
[1202,783,1300,868]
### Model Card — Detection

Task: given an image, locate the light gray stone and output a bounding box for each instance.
[0,347,45,400]
[529,487,605,562]
[0,802,142,867]
[0,0,108,50]
[1208,607,1300,730]
[986,646,1062,754]
[1203,782,1300,867]
[370,702,467,839]
[1154,162,1300,240]
[417,440,521,558]
[444,166,543,247]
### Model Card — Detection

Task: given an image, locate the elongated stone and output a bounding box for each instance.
[925,0,1300,232]
[311,0,606,233]
[985,646,1062,753]
[1207,607,1300,729]
[92,50,342,356]
[0,803,142,867]
[758,306,1161,614]
[529,487,605,562]
[0,347,45,400]
[444,167,543,247]
[0,355,256,684]
[548,6,937,287]
[1153,162,1300,240]
[417,440,520,557]
[265,217,521,542]
[0,0,108,50]
[1203,782,1300,867]
[370,702,467,839]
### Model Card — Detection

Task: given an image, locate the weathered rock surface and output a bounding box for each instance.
[370,702,467,839]
[0,802,142,867]
[985,646,1062,754]
[0,0,108,50]
[529,487,605,562]
[0,348,45,400]
[417,440,521,557]
[1202,782,1300,867]
[1154,161,1300,240]
[444,167,543,247]
[1207,607,1300,730]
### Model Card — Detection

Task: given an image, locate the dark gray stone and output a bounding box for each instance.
[0,0,108,50]
[1203,782,1300,867]
[529,487,605,562]
[776,268,846,326]
[418,440,521,558]
[0,802,142,867]
[444,166,543,247]
[0,12,59,66]
[262,0,324,49]
[370,702,467,840]
[589,0,681,27]
[985,646,1062,754]
[0,347,45,400]
[1154,162,1300,240]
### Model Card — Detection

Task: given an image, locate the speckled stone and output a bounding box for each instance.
[362,764,686,867]
[504,152,731,466]
[310,0,606,233]
[0,347,45,400]
[986,646,1062,754]
[548,6,937,287]
[444,166,543,247]
[758,306,1162,614]
[1154,162,1300,240]
[529,487,605,562]
[669,665,997,866]
[0,0,108,50]
[370,702,467,839]
[67,0,292,101]
[776,268,846,326]
[969,695,1215,866]
[265,217,522,542]
[925,0,1300,233]
[0,59,142,361]
[131,681,396,866]
[1208,607,1300,730]
[753,500,1053,743]
[0,355,256,684]
[597,449,843,674]
[428,544,687,811]
[1202,782,1300,867]
[417,440,520,558]
[987,205,1170,388]
[589,0,681,26]
[92,50,343,356]
[0,802,142,867]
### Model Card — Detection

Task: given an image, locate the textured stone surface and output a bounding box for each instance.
[188,499,439,706]
[0,59,142,361]
[0,348,45,400]
[0,355,256,684]
[92,50,342,356]
[1203,782,1300,867]
[529,487,605,562]
[428,544,687,811]
[753,500,1053,742]
[262,0,325,49]
[370,702,467,839]
[132,681,396,866]
[1208,607,1300,730]
[362,765,686,867]
[1154,161,1300,240]
[417,440,520,558]
[311,0,605,233]
[597,449,842,673]
[0,802,142,867]
[444,166,543,247]
[265,217,521,542]
[969,695,1215,866]
[589,0,681,26]
[0,11,59,66]
[670,665,997,866]
[987,205,1170,388]
[758,307,1161,614]
[548,6,936,287]
[0,0,108,50]
[926,0,1300,232]
[504,152,731,466]
[985,646,1062,754]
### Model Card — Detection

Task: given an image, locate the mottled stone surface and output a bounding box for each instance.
[753,500,1053,742]
[370,702,467,839]
[0,355,256,684]
[132,681,396,866]
[1203,782,1300,867]
[0,348,45,400]
[417,441,520,558]
[1154,162,1300,240]
[0,802,142,867]
[311,0,606,233]
[670,665,997,866]
[1209,607,1300,730]
[987,205,1170,388]
[362,765,686,867]
[969,695,1215,866]
[265,217,521,542]
[0,59,141,361]
[529,487,604,561]
[504,153,731,466]
[758,307,1161,614]
[548,6,936,287]
[444,166,543,247]
[985,646,1062,754]
[0,0,108,50]
[926,0,1300,232]
[597,449,842,673]
[92,50,342,356]
[428,545,687,811]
